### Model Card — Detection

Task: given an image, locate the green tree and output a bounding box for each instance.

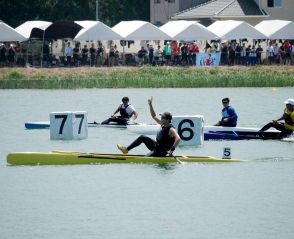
[99,0,149,26]
[0,0,149,27]
[0,0,44,27]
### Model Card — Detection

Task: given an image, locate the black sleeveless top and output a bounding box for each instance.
[156,125,174,151]
[119,105,130,119]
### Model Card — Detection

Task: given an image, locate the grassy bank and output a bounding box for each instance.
[0,65,294,89]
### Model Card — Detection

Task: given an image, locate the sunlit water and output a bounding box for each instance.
[1,88,293,239]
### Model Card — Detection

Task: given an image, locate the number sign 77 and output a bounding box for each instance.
[55,114,85,134]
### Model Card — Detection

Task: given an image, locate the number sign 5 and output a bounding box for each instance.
[222,147,231,159]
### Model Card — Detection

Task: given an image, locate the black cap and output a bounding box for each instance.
[161,112,172,121]
[122,97,129,102]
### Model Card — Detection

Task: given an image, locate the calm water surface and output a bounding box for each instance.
[0,88,293,239]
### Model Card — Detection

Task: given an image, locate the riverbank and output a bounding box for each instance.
[0,65,294,89]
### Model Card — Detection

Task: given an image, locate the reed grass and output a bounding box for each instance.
[0,66,293,89]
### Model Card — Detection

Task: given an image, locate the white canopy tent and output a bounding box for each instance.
[15,21,52,39]
[0,21,26,42]
[74,21,122,41]
[16,21,54,67]
[112,20,170,40]
[74,20,97,30]
[160,20,219,41]
[207,20,267,40]
[255,20,294,39]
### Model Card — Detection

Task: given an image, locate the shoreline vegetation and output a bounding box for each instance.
[0,65,294,89]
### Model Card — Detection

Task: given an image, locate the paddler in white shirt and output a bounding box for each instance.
[100,97,138,125]
[117,97,181,157]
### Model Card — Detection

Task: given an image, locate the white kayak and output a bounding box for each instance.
[127,124,161,134]
[25,121,147,129]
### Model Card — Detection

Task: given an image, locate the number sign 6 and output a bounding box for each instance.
[172,116,204,146]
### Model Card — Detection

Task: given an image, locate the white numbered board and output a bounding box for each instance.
[50,111,88,140]
[172,115,204,146]
[222,147,231,159]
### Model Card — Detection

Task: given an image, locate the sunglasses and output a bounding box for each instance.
[222,101,229,104]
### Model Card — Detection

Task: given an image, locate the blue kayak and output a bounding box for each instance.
[127,124,284,140]
[25,121,50,129]
[204,130,281,140]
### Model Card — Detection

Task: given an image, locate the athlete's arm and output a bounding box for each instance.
[112,105,121,117]
[167,127,181,155]
[132,110,138,120]
[148,97,161,124]
[273,115,284,123]
[227,107,238,122]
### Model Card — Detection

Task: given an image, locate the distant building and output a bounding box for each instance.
[150,0,294,26]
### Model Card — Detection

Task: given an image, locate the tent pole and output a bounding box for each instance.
[96,0,99,21]
[26,40,29,67]
[41,30,45,67]
[88,33,91,67]
[89,44,91,67]
[123,42,125,66]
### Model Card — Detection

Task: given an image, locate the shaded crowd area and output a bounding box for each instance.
[1,39,294,68]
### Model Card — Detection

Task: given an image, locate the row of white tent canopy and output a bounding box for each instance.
[1,19,294,42]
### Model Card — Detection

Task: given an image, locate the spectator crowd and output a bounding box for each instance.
[1,39,294,67]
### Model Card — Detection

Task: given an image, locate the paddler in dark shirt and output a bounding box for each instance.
[117,97,181,157]
[259,98,294,139]
[101,97,138,125]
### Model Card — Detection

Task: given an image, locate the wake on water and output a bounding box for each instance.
[281,135,294,142]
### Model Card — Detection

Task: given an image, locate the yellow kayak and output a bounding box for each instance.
[7,151,246,165]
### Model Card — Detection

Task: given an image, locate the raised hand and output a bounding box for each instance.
[148,96,153,105]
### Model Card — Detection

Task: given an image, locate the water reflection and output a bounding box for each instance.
[253,157,294,162]
[153,162,178,172]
